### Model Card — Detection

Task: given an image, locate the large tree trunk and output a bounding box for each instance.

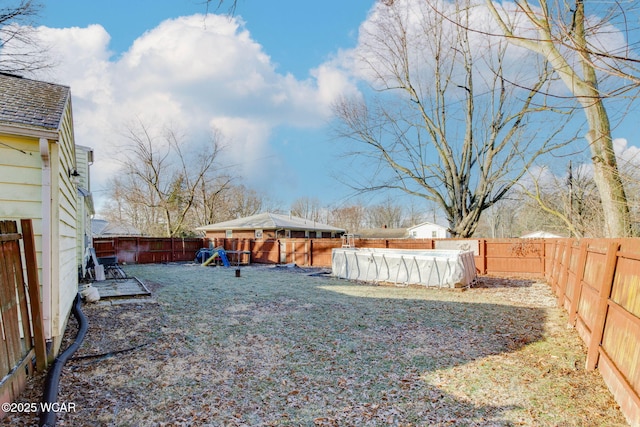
[486,0,633,237]
[583,101,631,237]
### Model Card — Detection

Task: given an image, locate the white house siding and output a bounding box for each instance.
[0,136,45,275]
[50,105,79,342]
[75,145,93,271]
[408,222,450,239]
[0,74,79,357]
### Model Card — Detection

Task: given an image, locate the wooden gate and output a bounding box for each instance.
[0,220,46,413]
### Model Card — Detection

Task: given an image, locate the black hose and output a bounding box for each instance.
[39,293,88,427]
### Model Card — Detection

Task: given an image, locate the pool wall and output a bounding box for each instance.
[331,248,477,288]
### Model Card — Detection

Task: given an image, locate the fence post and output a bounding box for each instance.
[277,240,281,264]
[550,241,564,294]
[568,240,589,326]
[20,219,47,371]
[585,241,619,371]
[539,239,545,276]
[480,239,487,275]
[557,240,572,307]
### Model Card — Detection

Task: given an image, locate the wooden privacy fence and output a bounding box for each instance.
[545,238,640,426]
[0,220,46,413]
[94,237,549,276]
[94,234,640,423]
[94,237,208,264]
[210,237,547,277]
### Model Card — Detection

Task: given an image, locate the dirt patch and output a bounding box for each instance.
[2,264,628,426]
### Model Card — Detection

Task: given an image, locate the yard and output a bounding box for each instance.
[4,263,628,426]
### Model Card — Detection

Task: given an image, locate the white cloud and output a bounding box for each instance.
[18,14,359,205]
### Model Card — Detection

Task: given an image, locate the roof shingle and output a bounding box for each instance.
[197,212,345,233]
[0,73,70,131]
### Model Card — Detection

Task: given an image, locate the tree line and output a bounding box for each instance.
[3,0,639,237]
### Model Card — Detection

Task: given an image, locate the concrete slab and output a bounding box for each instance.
[91,277,151,299]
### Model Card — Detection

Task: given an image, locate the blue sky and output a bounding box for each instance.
[31,0,640,215]
[42,1,370,79]
[37,0,377,211]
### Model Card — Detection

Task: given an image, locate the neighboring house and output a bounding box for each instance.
[407,221,451,239]
[0,73,84,356]
[91,218,142,237]
[196,212,345,240]
[76,145,95,273]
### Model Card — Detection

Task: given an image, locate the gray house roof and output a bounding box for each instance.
[354,228,408,239]
[197,212,345,233]
[92,219,142,237]
[0,73,70,132]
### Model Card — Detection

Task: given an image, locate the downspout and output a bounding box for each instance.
[39,138,52,341]
[39,294,88,427]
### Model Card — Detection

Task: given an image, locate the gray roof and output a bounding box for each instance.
[353,228,408,239]
[0,73,70,131]
[197,212,345,233]
[92,219,142,236]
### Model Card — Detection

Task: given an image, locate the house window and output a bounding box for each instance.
[285,230,291,238]
[255,229,263,239]
[432,230,438,238]
[412,231,417,237]
[225,230,233,238]
[316,231,322,238]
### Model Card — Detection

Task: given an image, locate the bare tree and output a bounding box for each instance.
[329,203,368,233]
[0,0,49,74]
[485,0,635,236]
[106,120,225,237]
[290,197,323,222]
[518,163,603,238]
[367,196,404,228]
[205,0,238,15]
[215,184,263,220]
[334,0,573,237]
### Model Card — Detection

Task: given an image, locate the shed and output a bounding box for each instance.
[196,212,345,240]
[407,221,451,239]
[0,73,83,355]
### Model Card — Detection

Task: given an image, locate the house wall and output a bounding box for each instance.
[0,113,78,354]
[204,229,338,240]
[51,104,79,349]
[409,223,449,239]
[75,146,93,271]
[0,135,44,276]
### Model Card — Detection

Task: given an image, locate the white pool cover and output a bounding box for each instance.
[332,248,477,288]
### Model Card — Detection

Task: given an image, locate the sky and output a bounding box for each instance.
[35,0,377,211]
[23,0,640,215]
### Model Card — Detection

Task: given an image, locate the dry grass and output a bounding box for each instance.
[2,264,628,426]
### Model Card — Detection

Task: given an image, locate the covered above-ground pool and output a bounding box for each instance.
[332,248,477,288]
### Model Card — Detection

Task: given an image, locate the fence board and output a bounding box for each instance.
[0,222,23,373]
[90,233,640,425]
[0,220,42,412]
[543,238,639,426]
[602,300,640,393]
[93,237,208,264]
[610,253,640,318]
[585,242,618,370]
[19,220,45,371]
